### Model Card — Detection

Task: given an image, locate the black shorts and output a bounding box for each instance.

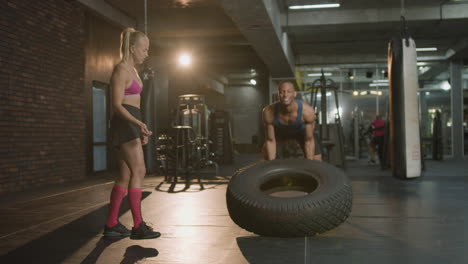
[372,135,384,147]
[110,104,142,147]
[276,131,322,155]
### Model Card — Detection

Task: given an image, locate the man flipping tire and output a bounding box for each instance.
[262,81,322,161]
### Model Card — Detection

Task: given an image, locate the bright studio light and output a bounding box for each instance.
[441,80,451,91]
[369,83,388,87]
[333,107,343,117]
[289,4,340,9]
[178,53,191,67]
[416,47,438,52]
[308,72,332,77]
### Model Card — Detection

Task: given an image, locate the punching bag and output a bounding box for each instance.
[387,36,422,179]
[140,68,157,173]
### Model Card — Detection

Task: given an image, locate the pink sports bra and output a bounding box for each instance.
[124,79,143,95]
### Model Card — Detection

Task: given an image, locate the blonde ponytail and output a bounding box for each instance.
[120,28,135,62]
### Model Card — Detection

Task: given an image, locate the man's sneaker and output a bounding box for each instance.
[130,222,161,240]
[103,222,131,237]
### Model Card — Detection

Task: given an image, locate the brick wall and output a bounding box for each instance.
[0,0,86,193]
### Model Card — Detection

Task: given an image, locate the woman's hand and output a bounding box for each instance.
[141,135,149,145]
[138,122,152,137]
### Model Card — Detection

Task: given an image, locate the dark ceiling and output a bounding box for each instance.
[106,0,265,78]
[103,0,468,87]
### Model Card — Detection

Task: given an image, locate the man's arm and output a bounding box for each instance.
[303,104,316,160]
[262,106,276,160]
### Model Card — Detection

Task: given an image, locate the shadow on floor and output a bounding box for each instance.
[236,236,305,264]
[119,245,158,264]
[82,241,158,264]
[0,192,153,264]
[80,236,125,264]
[154,174,230,194]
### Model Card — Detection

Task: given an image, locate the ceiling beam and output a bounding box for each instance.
[78,0,135,28]
[283,3,468,27]
[445,37,468,59]
[218,0,295,77]
[297,53,389,65]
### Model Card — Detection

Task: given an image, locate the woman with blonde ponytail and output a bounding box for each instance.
[103,27,160,240]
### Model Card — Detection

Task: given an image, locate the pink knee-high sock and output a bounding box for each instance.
[128,188,143,228]
[106,185,127,228]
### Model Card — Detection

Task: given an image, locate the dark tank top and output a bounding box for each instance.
[273,99,305,140]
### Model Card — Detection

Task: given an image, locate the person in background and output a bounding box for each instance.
[371,115,385,165]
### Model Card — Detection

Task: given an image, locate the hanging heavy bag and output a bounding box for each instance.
[387,19,422,179]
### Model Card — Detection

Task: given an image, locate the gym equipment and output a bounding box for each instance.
[176,94,210,138]
[226,159,352,237]
[155,133,175,181]
[309,71,346,168]
[165,94,218,184]
[432,110,443,160]
[209,111,234,164]
[387,17,422,179]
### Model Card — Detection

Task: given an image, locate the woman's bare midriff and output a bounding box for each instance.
[122,95,141,109]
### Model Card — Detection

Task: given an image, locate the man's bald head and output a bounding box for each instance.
[277,81,297,105]
[277,81,296,91]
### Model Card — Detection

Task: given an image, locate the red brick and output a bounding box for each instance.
[0,0,87,194]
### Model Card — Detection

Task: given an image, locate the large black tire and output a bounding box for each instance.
[226,159,352,237]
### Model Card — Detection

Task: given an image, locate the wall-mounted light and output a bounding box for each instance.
[178,53,192,67]
[354,90,383,96]
[370,91,383,96]
[419,66,430,74]
[348,71,354,80]
[441,80,451,91]
[250,79,257,85]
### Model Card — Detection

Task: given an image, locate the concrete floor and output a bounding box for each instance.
[0,154,467,264]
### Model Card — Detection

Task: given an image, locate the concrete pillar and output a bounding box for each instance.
[450,60,464,160]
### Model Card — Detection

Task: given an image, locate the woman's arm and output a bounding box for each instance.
[111,64,151,136]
